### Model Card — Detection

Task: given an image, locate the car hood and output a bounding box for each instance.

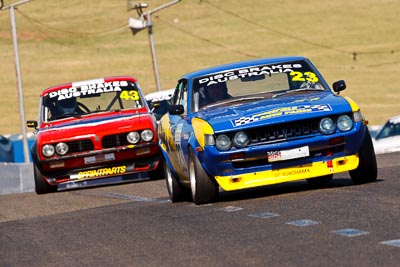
[38,113,154,141]
[195,93,353,132]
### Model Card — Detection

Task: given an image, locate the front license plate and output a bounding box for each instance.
[84,153,115,164]
[267,146,309,162]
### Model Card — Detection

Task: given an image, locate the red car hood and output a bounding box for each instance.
[37,113,155,143]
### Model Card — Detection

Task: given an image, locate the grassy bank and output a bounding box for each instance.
[1,0,399,134]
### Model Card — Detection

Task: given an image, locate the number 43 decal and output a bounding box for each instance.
[120,90,140,101]
[290,71,319,83]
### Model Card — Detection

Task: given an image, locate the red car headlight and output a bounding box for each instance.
[127,131,140,144]
[55,142,69,155]
[42,144,55,157]
[141,129,154,142]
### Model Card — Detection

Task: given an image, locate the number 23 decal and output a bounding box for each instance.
[290,71,319,83]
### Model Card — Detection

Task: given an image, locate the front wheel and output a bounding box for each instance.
[350,129,378,184]
[34,164,57,194]
[189,149,218,205]
[164,157,189,202]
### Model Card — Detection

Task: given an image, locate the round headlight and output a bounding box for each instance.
[127,131,140,144]
[319,117,336,135]
[55,142,69,155]
[215,134,232,151]
[141,129,154,142]
[337,115,353,132]
[233,131,249,148]
[42,144,55,157]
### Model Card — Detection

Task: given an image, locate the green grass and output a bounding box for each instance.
[1,0,399,133]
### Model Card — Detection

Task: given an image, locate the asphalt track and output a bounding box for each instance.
[0,152,399,267]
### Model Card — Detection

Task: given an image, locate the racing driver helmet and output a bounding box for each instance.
[58,97,77,114]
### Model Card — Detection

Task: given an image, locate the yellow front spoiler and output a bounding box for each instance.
[215,155,359,191]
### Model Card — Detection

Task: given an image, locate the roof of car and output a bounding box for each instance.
[145,89,175,102]
[40,76,137,97]
[389,114,400,124]
[180,56,307,80]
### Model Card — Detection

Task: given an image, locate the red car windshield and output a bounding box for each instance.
[41,80,145,122]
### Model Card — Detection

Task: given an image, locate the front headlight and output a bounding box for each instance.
[141,129,154,142]
[337,115,353,131]
[42,144,55,157]
[127,131,140,144]
[319,117,336,134]
[55,142,69,155]
[215,134,231,151]
[233,131,249,148]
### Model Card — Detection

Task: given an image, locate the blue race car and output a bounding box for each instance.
[158,56,377,205]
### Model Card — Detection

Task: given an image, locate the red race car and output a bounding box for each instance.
[27,76,164,194]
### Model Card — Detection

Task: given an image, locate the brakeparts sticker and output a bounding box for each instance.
[198,64,303,87]
[70,166,127,180]
[232,104,332,127]
[48,81,129,101]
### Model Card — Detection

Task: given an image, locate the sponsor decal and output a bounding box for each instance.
[174,123,183,146]
[119,90,140,101]
[48,81,129,101]
[267,146,309,162]
[174,123,189,174]
[71,166,126,180]
[197,64,303,87]
[274,168,311,178]
[290,71,319,83]
[232,104,332,126]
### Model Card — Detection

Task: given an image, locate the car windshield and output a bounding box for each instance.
[145,89,174,121]
[376,119,400,140]
[41,80,145,122]
[191,60,327,112]
[147,99,171,121]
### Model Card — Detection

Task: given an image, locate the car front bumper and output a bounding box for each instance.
[34,143,161,185]
[214,154,359,191]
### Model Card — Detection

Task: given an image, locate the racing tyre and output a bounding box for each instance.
[34,164,57,194]
[189,149,218,205]
[148,159,165,180]
[164,157,189,202]
[350,129,378,184]
[307,174,333,186]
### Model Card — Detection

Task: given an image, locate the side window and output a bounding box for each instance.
[42,97,57,121]
[173,80,188,115]
[171,83,180,105]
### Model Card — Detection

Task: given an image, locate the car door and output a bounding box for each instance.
[165,79,191,180]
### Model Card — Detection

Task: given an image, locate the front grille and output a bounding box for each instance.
[248,118,320,145]
[102,133,129,148]
[67,139,94,153]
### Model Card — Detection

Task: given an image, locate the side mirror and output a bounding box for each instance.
[27,120,38,128]
[332,80,346,94]
[168,105,184,115]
